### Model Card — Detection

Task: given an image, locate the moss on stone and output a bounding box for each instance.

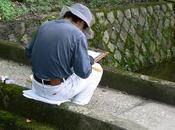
[0,110,57,130]
[0,83,125,130]
[0,40,30,65]
[100,66,175,106]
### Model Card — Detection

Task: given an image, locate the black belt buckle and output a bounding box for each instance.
[34,74,63,86]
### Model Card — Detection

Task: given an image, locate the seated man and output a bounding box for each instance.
[24,3,103,105]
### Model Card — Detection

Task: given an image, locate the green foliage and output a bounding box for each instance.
[89,0,125,8]
[24,0,73,13]
[0,0,28,21]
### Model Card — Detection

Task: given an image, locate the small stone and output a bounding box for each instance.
[167,3,173,10]
[21,34,29,45]
[26,119,32,123]
[140,7,147,16]
[122,19,130,32]
[91,14,96,26]
[108,42,115,52]
[162,4,167,12]
[107,12,115,23]
[147,6,153,15]
[120,29,127,42]
[125,49,131,58]
[117,10,124,23]
[131,19,138,27]
[8,34,17,42]
[134,46,139,57]
[96,12,105,24]
[102,30,109,44]
[129,25,136,37]
[154,5,160,13]
[142,44,147,53]
[154,51,160,63]
[139,54,144,64]
[133,34,141,47]
[117,39,124,50]
[124,9,131,19]
[172,47,175,56]
[164,19,170,28]
[111,30,117,40]
[114,50,122,61]
[138,15,145,26]
[131,8,139,17]
[150,43,156,53]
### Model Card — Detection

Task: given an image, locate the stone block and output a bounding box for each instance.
[138,15,145,26]
[102,30,109,44]
[147,6,153,15]
[8,34,17,43]
[124,9,131,19]
[108,42,115,52]
[120,29,127,42]
[117,39,124,50]
[122,19,130,32]
[114,50,122,61]
[14,22,25,35]
[96,12,105,24]
[107,12,115,23]
[131,8,139,17]
[161,4,167,12]
[167,3,173,10]
[140,7,147,16]
[117,10,124,23]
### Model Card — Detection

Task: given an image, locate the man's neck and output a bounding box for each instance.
[63,18,83,31]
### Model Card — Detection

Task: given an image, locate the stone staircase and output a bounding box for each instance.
[1,58,175,130]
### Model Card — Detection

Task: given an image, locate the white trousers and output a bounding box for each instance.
[31,63,103,105]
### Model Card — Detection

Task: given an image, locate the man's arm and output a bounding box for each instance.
[72,36,92,79]
[25,34,37,58]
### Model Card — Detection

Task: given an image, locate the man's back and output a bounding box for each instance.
[31,19,92,79]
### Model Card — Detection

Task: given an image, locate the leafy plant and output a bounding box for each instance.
[24,0,73,13]
[89,0,125,8]
[0,0,28,21]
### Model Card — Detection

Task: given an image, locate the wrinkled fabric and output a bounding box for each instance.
[23,63,103,105]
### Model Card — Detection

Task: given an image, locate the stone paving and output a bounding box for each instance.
[1,58,175,130]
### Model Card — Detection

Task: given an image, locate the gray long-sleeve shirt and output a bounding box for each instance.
[25,19,92,79]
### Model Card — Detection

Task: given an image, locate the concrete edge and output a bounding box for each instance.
[101,67,175,105]
[0,83,147,130]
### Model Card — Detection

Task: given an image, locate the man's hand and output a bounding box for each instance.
[89,55,94,65]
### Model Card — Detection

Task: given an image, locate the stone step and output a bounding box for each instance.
[1,58,175,130]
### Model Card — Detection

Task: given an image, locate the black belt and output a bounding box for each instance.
[34,74,64,86]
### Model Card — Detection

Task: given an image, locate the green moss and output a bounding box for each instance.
[0,40,30,65]
[91,1,167,11]
[0,83,121,130]
[0,110,57,130]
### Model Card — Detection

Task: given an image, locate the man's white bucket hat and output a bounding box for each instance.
[60,3,93,39]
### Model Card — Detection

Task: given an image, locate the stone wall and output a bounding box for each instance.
[0,13,58,45]
[0,2,174,71]
[90,2,175,71]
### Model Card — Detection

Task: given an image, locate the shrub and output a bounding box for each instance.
[0,0,28,21]
[23,0,73,13]
[89,0,125,8]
